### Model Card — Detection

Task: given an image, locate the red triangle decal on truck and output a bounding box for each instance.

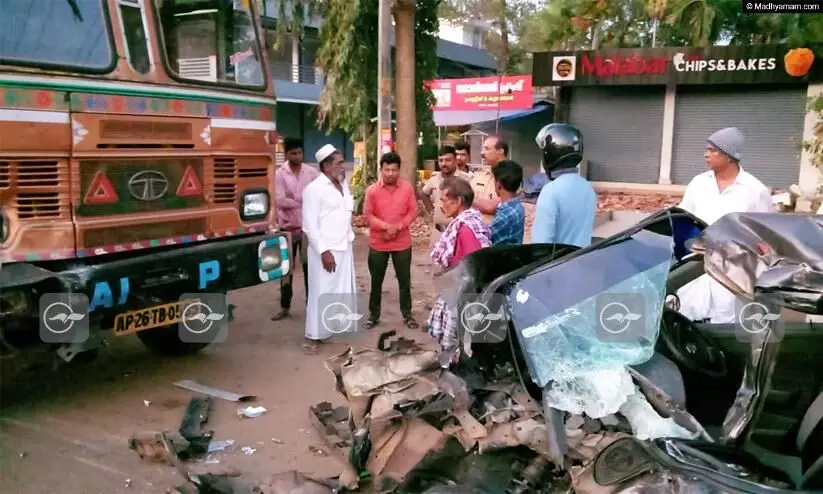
[176,166,203,197]
[84,171,119,205]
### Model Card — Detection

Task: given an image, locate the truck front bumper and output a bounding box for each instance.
[1,232,291,327]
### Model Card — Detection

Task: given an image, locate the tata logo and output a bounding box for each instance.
[128,170,168,201]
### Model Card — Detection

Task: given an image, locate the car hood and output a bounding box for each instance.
[698,212,823,315]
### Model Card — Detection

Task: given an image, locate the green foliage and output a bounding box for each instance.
[518,0,823,51]
[269,0,326,49]
[312,0,377,137]
[804,94,823,193]
[440,0,536,73]
[299,0,438,175]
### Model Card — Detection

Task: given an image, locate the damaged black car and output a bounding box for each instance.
[312,209,823,494]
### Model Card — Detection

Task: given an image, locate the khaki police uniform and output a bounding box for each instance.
[469,166,498,224]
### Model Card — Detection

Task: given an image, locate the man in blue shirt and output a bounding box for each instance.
[490,160,525,245]
[531,123,597,248]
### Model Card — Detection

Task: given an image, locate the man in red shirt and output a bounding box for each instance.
[363,152,419,330]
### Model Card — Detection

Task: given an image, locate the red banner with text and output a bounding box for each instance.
[427,75,533,111]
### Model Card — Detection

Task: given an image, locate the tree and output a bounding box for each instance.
[271,0,440,196]
[519,0,823,51]
[440,0,536,73]
[520,0,672,51]
[665,0,823,47]
[804,93,823,195]
[394,0,419,187]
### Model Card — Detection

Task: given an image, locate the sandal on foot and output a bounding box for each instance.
[302,340,319,354]
[403,316,420,329]
[364,319,378,330]
[271,309,290,321]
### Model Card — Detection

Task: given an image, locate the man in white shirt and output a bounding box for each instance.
[301,144,357,353]
[677,127,775,323]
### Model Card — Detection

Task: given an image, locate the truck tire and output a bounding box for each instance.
[136,326,210,356]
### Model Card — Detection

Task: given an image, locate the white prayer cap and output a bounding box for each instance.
[315,144,338,164]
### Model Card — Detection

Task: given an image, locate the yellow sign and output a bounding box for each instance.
[113,299,199,336]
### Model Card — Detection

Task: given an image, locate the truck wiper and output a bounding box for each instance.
[67,0,84,22]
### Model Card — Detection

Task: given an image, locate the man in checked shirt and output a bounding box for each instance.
[490,160,525,245]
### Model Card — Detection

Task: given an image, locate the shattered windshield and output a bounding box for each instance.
[508,228,675,391]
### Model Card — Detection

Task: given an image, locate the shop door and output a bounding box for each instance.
[671,86,807,187]
[569,86,666,183]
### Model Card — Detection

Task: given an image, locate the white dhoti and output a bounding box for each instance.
[305,244,357,341]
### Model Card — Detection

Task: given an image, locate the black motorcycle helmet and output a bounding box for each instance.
[535,123,584,174]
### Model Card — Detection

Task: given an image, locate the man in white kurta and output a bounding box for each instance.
[676,127,774,323]
[301,144,357,353]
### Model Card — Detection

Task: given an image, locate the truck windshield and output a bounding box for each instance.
[156,0,266,89]
[0,0,114,72]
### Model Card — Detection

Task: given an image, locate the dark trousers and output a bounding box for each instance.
[281,232,308,310]
[368,247,412,320]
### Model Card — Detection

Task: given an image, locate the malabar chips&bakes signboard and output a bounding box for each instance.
[533,44,821,86]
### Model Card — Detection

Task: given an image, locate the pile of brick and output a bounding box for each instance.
[597,192,682,212]
[772,185,823,214]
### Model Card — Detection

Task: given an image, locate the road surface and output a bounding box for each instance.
[0,234,437,493]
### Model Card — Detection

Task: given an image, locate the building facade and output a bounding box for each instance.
[438,19,490,50]
[259,2,498,163]
[533,45,822,191]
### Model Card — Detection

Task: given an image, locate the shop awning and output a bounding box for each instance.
[498,104,550,122]
[434,104,550,127]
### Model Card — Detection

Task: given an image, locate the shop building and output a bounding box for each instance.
[532,44,822,190]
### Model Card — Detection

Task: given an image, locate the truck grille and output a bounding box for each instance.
[16,192,62,219]
[2,160,67,219]
[0,161,9,188]
[16,161,60,186]
[213,157,237,203]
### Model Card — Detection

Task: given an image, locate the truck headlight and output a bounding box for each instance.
[241,190,269,221]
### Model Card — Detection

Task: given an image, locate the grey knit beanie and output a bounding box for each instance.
[707,127,744,162]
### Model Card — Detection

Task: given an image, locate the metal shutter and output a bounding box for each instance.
[569,86,665,183]
[671,86,807,187]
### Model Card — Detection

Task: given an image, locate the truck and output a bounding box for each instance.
[0,0,291,362]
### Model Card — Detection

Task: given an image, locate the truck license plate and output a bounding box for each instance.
[113,299,199,336]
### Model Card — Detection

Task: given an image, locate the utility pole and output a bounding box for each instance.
[376,0,393,170]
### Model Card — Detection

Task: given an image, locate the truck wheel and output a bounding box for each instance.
[136,326,210,356]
